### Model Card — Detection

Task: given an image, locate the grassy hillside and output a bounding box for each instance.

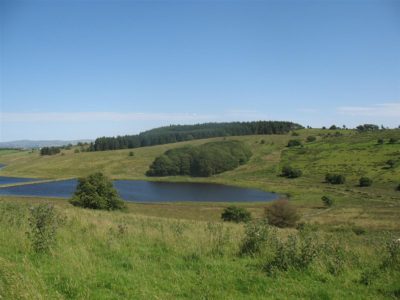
[0,197,399,299]
[1,129,399,205]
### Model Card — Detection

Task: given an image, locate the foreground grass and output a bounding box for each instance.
[1,196,399,299]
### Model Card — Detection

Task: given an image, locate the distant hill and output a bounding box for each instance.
[0,139,93,149]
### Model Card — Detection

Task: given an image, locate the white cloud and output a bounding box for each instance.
[337,102,400,117]
[0,112,216,123]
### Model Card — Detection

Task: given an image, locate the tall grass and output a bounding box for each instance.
[0,199,399,299]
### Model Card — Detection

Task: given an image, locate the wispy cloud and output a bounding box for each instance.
[337,102,400,117]
[0,112,216,123]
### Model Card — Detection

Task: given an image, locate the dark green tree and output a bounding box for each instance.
[70,173,124,210]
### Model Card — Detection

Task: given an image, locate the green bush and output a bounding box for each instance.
[129,151,134,157]
[287,139,302,147]
[397,184,400,191]
[147,141,252,177]
[265,200,300,228]
[281,166,302,178]
[239,220,277,256]
[325,173,346,184]
[359,177,372,187]
[27,204,59,253]
[321,196,333,207]
[264,231,320,273]
[306,136,316,142]
[388,138,398,144]
[70,172,125,210]
[377,138,384,145]
[221,206,251,223]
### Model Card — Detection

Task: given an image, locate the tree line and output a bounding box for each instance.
[93,121,303,151]
[146,140,252,177]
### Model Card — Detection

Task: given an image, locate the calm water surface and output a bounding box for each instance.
[0,179,278,202]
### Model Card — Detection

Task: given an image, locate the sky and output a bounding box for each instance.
[0,0,399,141]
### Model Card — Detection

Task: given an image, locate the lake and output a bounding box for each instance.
[0,179,279,203]
[0,176,41,185]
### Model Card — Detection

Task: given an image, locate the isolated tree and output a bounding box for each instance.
[70,172,124,210]
[265,200,300,228]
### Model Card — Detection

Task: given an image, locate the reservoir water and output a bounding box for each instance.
[0,179,279,203]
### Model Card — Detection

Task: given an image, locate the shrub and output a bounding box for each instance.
[239,219,277,256]
[321,196,333,207]
[265,200,300,228]
[291,132,300,136]
[129,151,134,157]
[70,172,125,210]
[264,230,321,274]
[359,177,372,187]
[325,173,346,184]
[377,138,384,145]
[306,136,316,142]
[281,166,302,178]
[287,139,302,147]
[221,206,251,223]
[388,138,398,144]
[27,204,58,253]
[397,184,400,191]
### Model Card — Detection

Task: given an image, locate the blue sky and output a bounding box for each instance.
[1,0,399,141]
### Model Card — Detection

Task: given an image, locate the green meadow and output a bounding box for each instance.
[0,129,399,299]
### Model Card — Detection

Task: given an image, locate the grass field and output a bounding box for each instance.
[0,129,399,299]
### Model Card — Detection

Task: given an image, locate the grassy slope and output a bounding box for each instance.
[1,196,399,300]
[0,129,400,299]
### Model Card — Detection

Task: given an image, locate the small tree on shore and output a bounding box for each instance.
[70,172,125,210]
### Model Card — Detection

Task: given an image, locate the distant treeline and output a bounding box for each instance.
[93,121,303,151]
[147,140,252,177]
[40,147,61,156]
